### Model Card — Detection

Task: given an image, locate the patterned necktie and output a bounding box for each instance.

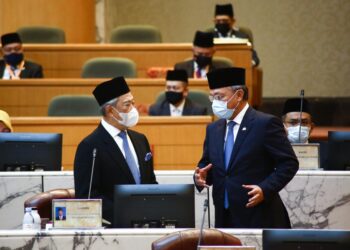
[196,68,202,78]
[224,121,236,208]
[118,131,141,184]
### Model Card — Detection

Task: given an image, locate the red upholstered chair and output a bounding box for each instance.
[151,229,242,250]
[24,188,75,220]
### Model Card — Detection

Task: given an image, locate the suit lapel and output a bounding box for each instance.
[182,99,192,115]
[0,61,6,78]
[99,125,135,183]
[228,107,255,170]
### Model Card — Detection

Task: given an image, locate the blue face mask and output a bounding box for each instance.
[211,91,239,119]
[4,53,24,68]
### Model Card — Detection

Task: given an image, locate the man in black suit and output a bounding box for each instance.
[174,31,229,79]
[213,4,260,67]
[0,32,43,79]
[194,67,298,228]
[74,77,157,225]
[149,69,207,116]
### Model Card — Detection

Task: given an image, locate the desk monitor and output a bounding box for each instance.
[0,132,62,171]
[113,184,194,228]
[327,131,350,170]
[263,229,350,250]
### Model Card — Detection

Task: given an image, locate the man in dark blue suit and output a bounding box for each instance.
[194,67,298,228]
[149,69,207,116]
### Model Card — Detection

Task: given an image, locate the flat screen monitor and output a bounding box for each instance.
[0,132,62,171]
[263,229,350,250]
[113,184,194,228]
[327,131,350,170]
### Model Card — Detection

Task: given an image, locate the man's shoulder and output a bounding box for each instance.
[24,60,42,69]
[149,100,168,115]
[174,59,193,68]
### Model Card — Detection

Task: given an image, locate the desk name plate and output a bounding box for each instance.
[52,199,102,228]
[292,143,320,170]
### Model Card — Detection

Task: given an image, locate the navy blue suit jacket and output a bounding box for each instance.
[197,107,298,228]
[149,98,207,116]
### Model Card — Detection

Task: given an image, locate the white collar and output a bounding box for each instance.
[228,103,249,125]
[101,118,122,138]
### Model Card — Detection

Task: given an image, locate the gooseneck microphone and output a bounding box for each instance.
[197,188,210,250]
[88,148,97,199]
[298,90,305,143]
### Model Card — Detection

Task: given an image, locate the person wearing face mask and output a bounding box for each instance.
[282,98,314,144]
[148,69,207,116]
[194,67,298,228]
[74,76,157,225]
[0,32,43,79]
[174,31,229,79]
[0,110,13,133]
[213,3,260,67]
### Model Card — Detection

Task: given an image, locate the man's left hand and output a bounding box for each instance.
[242,184,264,208]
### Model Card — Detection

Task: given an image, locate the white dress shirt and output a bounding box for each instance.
[193,61,208,79]
[101,119,140,170]
[224,103,249,143]
[169,99,185,116]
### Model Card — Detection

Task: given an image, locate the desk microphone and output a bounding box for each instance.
[298,90,305,143]
[197,187,209,250]
[88,148,97,199]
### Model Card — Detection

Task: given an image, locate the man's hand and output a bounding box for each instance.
[242,184,264,208]
[194,163,212,187]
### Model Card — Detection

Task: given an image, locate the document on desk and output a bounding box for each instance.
[214,37,250,45]
[52,199,102,228]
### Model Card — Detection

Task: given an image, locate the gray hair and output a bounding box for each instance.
[230,85,248,100]
[100,97,118,116]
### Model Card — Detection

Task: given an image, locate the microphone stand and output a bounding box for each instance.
[197,193,209,250]
[298,90,304,143]
[88,148,97,199]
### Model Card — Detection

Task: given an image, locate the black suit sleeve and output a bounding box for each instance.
[33,64,44,78]
[258,117,299,200]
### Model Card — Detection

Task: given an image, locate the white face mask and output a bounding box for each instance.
[112,106,139,128]
[212,91,239,120]
[287,126,310,143]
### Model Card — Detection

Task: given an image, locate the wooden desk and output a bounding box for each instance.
[0,78,209,116]
[11,116,212,171]
[22,43,257,104]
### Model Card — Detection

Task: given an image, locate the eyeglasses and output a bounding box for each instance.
[3,45,22,54]
[284,119,312,127]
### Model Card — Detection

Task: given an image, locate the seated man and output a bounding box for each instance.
[149,69,207,116]
[0,110,13,133]
[174,31,229,78]
[282,98,330,169]
[282,98,314,143]
[0,32,43,79]
[213,3,260,66]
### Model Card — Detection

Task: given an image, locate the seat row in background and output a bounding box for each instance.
[16,25,255,44]
[16,25,162,44]
[47,90,213,116]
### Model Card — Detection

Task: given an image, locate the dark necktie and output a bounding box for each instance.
[196,68,202,78]
[118,131,141,184]
[224,121,236,208]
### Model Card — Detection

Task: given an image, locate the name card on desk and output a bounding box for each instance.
[52,199,102,228]
[292,143,320,170]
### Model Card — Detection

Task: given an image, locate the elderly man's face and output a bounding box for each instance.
[0,121,11,133]
[283,112,313,129]
[2,42,23,56]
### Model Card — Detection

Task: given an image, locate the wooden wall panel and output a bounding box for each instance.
[11,116,212,171]
[0,0,95,43]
